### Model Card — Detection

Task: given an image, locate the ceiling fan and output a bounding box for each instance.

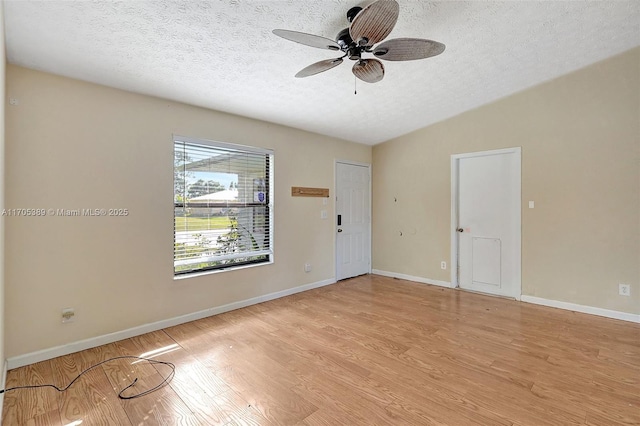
[272,0,445,84]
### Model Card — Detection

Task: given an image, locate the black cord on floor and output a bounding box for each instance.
[0,355,176,400]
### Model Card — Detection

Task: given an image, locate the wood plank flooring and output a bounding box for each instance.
[2,274,639,425]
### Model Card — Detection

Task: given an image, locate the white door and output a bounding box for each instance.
[336,162,371,281]
[452,148,521,299]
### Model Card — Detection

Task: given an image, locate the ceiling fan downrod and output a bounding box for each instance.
[346,6,363,22]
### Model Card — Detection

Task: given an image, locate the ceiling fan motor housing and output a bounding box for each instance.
[336,28,363,60]
[336,27,353,48]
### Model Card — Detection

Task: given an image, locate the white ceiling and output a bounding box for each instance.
[4,1,640,145]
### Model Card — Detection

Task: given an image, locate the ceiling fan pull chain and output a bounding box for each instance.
[354,75,357,95]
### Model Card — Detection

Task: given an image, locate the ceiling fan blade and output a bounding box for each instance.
[352,59,385,83]
[273,29,341,51]
[373,38,446,61]
[295,58,344,78]
[349,0,399,47]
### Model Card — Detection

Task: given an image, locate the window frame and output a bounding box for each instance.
[173,135,274,277]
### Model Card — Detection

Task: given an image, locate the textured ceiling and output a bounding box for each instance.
[4,1,640,145]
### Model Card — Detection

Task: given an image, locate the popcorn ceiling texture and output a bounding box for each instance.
[4,0,640,145]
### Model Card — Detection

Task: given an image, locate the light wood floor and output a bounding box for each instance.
[3,274,639,425]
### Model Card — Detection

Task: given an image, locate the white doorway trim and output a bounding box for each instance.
[335,160,372,281]
[450,147,522,300]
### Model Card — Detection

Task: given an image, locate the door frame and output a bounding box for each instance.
[335,160,372,281]
[450,147,522,300]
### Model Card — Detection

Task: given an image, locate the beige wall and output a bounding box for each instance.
[4,65,371,358]
[373,47,640,315]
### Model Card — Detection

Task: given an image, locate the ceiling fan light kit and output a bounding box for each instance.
[273,0,445,84]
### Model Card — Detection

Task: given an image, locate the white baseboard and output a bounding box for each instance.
[372,270,639,324]
[7,278,336,370]
[371,269,452,288]
[0,359,7,424]
[521,295,640,324]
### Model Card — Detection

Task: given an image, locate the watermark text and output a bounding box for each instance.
[1,208,129,217]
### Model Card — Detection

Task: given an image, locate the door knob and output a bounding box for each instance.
[337,229,343,233]
[456,228,464,233]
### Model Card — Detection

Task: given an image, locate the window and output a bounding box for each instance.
[174,136,273,275]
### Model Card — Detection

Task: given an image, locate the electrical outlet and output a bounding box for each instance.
[304,263,312,273]
[619,284,630,296]
[441,261,447,270]
[61,308,75,323]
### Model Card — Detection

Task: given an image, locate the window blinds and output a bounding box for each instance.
[174,137,273,275]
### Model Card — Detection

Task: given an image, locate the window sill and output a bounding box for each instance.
[173,259,273,281]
